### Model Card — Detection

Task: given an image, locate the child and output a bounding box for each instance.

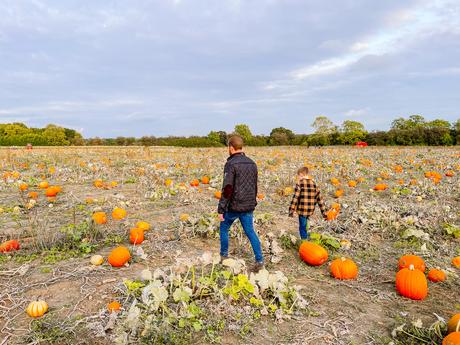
[288,167,328,240]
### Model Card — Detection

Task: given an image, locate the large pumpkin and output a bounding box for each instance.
[443,332,460,345]
[299,242,328,266]
[129,228,144,245]
[330,257,358,280]
[26,300,49,318]
[398,255,426,272]
[448,314,460,334]
[108,246,131,267]
[427,269,446,283]
[0,239,20,253]
[395,264,428,300]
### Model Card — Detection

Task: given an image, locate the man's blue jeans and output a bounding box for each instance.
[220,212,264,263]
[299,215,310,240]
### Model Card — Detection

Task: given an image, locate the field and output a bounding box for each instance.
[0,146,459,345]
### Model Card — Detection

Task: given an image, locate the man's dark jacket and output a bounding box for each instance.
[218,152,258,214]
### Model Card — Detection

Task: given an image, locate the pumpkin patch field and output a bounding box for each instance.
[0,146,459,345]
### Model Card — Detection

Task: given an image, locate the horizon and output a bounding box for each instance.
[1,0,460,137]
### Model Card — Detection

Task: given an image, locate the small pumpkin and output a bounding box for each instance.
[112,207,127,221]
[108,246,131,267]
[190,179,200,187]
[19,183,28,191]
[92,212,107,225]
[0,239,20,253]
[395,264,428,300]
[427,268,446,282]
[90,254,104,266]
[373,183,388,191]
[326,209,338,221]
[347,180,357,188]
[398,254,426,272]
[334,189,344,198]
[108,301,121,313]
[94,179,104,188]
[299,241,328,266]
[26,300,49,318]
[179,213,190,222]
[448,314,460,334]
[445,170,455,177]
[214,191,222,199]
[201,176,210,184]
[330,178,340,186]
[136,221,150,231]
[45,186,60,197]
[452,257,460,268]
[28,191,39,199]
[164,179,173,187]
[130,228,144,245]
[443,332,460,345]
[330,257,358,280]
[38,181,49,189]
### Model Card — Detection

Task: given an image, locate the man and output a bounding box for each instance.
[218,135,264,272]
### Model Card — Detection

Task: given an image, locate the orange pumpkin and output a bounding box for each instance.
[347,180,357,188]
[334,189,344,198]
[45,186,60,197]
[373,183,388,191]
[129,228,144,245]
[452,257,460,268]
[214,191,222,199]
[112,207,127,221]
[330,178,340,186]
[108,246,131,267]
[19,183,28,191]
[443,332,460,345]
[395,264,428,300]
[398,255,426,272]
[26,300,49,318]
[330,257,358,280]
[331,203,341,211]
[445,170,455,177]
[108,301,121,313]
[136,221,150,231]
[427,269,446,282]
[201,176,210,184]
[0,239,20,253]
[28,191,39,199]
[38,181,49,189]
[94,179,104,188]
[448,314,460,334]
[299,242,328,266]
[92,212,107,225]
[164,179,173,187]
[326,209,338,221]
[190,179,200,187]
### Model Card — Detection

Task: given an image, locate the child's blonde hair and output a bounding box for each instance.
[297,166,309,175]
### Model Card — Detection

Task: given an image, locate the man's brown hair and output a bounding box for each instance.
[228,135,244,150]
[297,166,309,175]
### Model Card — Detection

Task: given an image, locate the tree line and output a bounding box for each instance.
[1,115,459,147]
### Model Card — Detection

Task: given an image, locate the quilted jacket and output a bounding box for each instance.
[217,152,258,214]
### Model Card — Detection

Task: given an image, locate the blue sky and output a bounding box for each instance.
[1,0,459,137]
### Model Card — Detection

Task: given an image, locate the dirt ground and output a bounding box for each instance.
[0,146,459,345]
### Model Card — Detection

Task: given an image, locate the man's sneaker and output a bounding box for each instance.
[219,255,229,264]
[250,262,264,273]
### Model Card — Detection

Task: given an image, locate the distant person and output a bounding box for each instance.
[289,167,328,240]
[217,135,264,272]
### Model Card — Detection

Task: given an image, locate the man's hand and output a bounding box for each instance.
[218,214,225,222]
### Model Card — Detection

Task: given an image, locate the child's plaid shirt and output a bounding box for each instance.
[289,178,327,218]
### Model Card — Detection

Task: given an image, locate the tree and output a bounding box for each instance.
[207,131,221,143]
[391,117,408,130]
[338,120,367,144]
[269,127,295,145]
[408,115,426,127]
[234,124,253,142]
[426,119,451,129]
[311,116,336,134]
[42,125,70,146]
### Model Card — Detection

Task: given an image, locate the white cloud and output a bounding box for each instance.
[344,108,370,118]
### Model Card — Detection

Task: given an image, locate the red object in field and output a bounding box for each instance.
[355,141,368,147]
[26,143,33,150]
[0,239,20,253]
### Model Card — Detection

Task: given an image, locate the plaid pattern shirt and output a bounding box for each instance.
[289,178,327,218]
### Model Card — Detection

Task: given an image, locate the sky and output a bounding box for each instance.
[0,0,459,138]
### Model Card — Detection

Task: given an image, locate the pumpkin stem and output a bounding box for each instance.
[457,320,460,333]
[408,264,415,270]
[341,257,346,261]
